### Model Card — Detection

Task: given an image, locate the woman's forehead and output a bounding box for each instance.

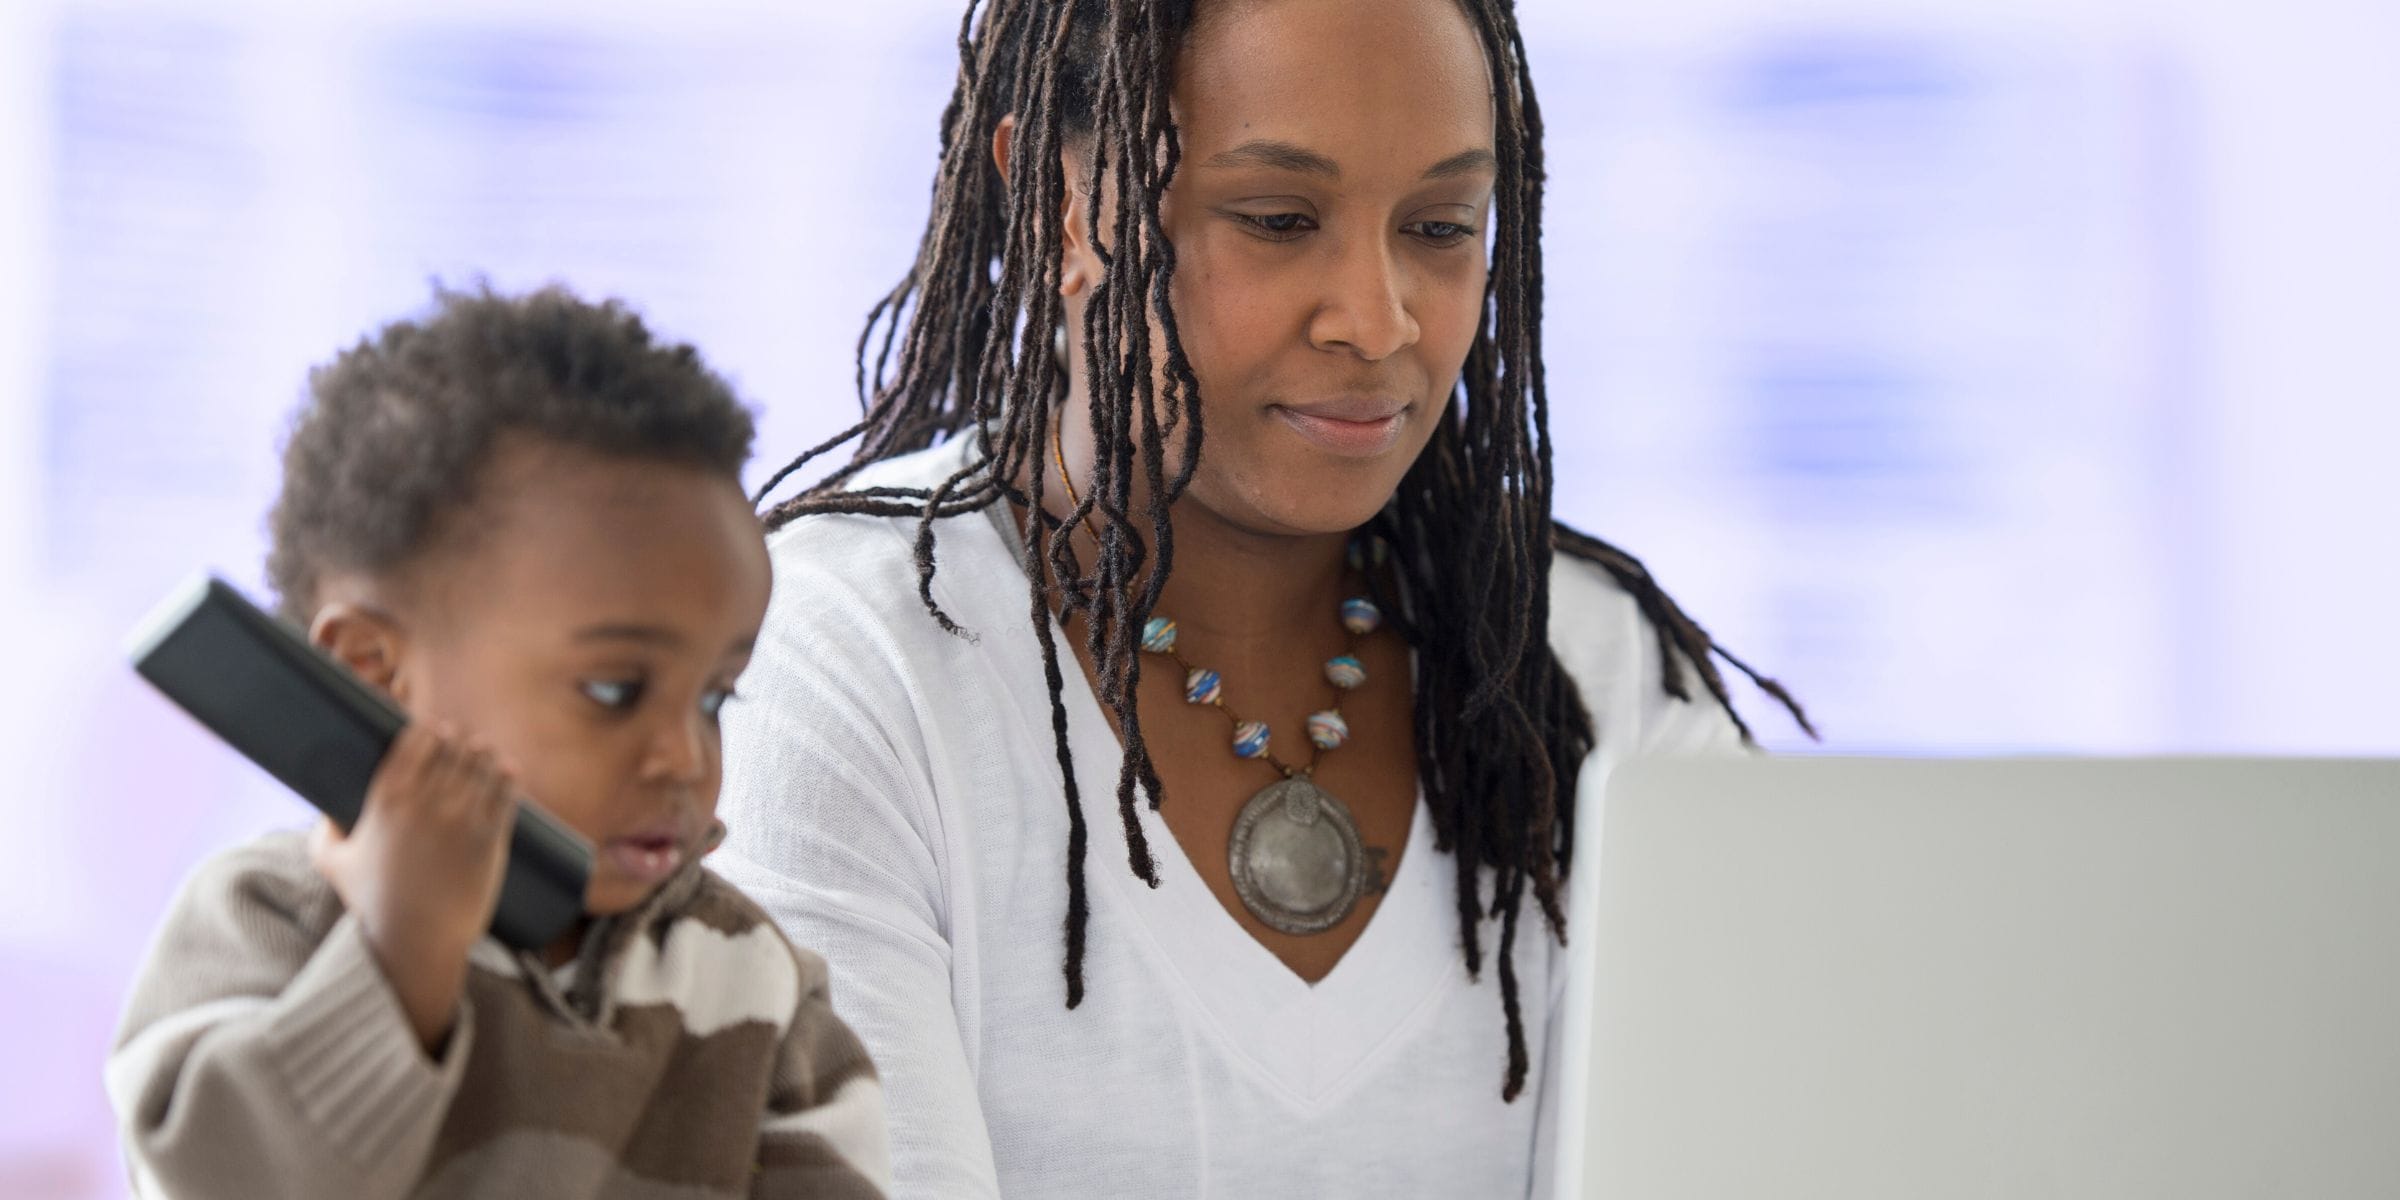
[1173,0,1494,175]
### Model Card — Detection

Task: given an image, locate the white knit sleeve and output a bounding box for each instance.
[714,522,1004,1199]
[1546,553,1756,761]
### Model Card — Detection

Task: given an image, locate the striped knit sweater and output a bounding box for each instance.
[107,828,889,1199]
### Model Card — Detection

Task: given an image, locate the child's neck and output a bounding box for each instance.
[539,918,592,968]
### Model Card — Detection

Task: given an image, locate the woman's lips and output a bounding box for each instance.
[1272,401,1408,458]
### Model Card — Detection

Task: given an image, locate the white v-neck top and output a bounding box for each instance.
[714,437,1746,1199]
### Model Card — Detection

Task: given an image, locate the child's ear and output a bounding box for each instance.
[308,602,409,703]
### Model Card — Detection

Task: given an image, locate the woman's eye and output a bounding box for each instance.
[1410,220,1476,246]
[1236,212,1315,240]
[581,679,645,711]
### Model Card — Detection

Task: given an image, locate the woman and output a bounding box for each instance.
[721,0,1809,1194]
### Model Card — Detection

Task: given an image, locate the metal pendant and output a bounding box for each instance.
[1228,776,1367,935]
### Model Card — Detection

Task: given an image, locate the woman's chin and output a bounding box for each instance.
[1193,477,1402,540]
[1164,422,1433,538]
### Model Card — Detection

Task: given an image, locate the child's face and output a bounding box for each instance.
[376,436,771,915]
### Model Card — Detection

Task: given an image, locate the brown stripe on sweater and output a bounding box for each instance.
[769,974,879,1112]
[644,878,884,1105]
[429,981,782,1189]
[756,1131,887,1200]
[615,1003,817,1184]
[672,869,775,938]
[418,1127,750,1199]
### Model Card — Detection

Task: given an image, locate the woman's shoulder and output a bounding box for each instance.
[761,439,1023,632]
[1543,544,1658,679]
[1546,543,1751,757]
[743,438,1042,767]
[764,437,989,564]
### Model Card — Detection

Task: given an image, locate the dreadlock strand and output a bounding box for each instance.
[1494,865,1532,1100]
[1710,643,1821,741]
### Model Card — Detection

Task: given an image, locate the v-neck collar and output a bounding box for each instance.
[967,492,1461,1110]
[1071,714,1459,1111]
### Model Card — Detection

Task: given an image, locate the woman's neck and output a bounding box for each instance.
[1022,437,1354,654]
[1149,501,1350,648]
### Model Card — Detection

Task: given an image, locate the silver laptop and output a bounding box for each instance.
[1553,757,2400,1200]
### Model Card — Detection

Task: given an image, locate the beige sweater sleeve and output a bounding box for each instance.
[106,833,472,1199]
[751,945,891,1200]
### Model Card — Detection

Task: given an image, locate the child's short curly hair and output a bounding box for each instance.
[266,284,756,623]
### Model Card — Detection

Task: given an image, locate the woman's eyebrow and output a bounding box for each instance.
[1421,147,1497,180]
[1200,139,1497,182]
[1204,139,1340,177]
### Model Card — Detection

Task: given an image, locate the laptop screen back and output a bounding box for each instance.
[1557,757,2400,1200]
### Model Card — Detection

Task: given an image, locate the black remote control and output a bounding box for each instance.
[127,574,592,951]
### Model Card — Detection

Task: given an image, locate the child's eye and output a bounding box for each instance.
[581,679,646,711]
[700,687,738,721]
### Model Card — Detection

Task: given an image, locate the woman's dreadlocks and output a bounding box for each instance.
[753,0,1813,1100]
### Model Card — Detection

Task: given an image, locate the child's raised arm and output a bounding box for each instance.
[106,721,516,1198]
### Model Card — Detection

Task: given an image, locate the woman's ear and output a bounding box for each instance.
[992,111,1018,179]
[1056,155,1100,299]
[308,601,409,703]
[993,112,1101,299]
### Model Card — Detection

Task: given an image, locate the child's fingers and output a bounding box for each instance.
[376,721,458,811]
[304,817,342,863]
[375,723,515,840]
[456,743,514,830]
[425,729,491,818]
[479,756,519,824]
[422,722,468,781]
[304,818,357,901]
[373,723,432,798]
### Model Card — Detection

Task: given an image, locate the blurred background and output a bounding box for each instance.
[2,0,2394,1193]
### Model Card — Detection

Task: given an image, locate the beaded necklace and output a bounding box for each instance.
[1051,424,1378,934]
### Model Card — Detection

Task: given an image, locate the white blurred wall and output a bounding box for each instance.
[0,0,2391,1194]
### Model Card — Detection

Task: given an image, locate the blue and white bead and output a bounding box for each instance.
[1232,721,1272,759]
[1307,710,1350,750]
[1340,598,1382,636]
[1324,654,1367,690]
[1141,616,1178,654]
[1184,667,1222,706]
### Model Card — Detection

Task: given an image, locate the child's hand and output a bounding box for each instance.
[308,722,516,1057]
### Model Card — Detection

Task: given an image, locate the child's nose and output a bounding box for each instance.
[643,710,711,783]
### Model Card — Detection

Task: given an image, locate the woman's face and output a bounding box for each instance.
[1059,0,1498,538]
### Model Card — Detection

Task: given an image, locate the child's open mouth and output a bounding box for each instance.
[607,831,685,885]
